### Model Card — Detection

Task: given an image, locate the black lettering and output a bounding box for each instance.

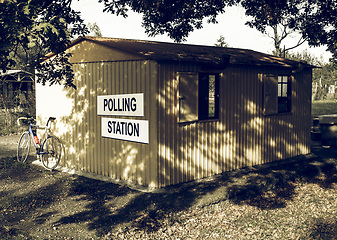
[104,99,108,111]
[103,96,139,113]
[127,123,133,136]
[108,121,112,133]
[118,99,123,111]
[131,97,137,112]
[109,99,113,111]
[113,99,117,111]
[125,98,130,111]
[109,120,141,138]
[120,122,126,135]
[133,123,139,137]
[112,121,116,133]
[116,121,121,134]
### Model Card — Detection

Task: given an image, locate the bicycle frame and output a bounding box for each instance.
[28,124,48,150]
[17,117,61,169]
[28,117,55,154]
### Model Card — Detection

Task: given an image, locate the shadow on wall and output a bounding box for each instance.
[43,53,311,189]
[57,61,153,186]
[157,63,312,187]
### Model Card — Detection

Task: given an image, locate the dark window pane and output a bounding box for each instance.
[199,73,219,120]
[277,75,291,113]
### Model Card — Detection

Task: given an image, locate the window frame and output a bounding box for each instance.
[198,73,220,120]
[177,72,220,123]
[264,74,292,116]
[177,72,199,123]
[277,75,292,113]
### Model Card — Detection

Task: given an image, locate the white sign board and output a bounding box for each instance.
[101,117,149,144]
[97,93,144,116]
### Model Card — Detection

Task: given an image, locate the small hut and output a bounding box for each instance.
[36,37,314,188]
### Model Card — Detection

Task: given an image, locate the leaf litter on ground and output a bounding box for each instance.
[0,142,337,239]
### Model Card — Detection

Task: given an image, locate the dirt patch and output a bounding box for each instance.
[1,137,337,239]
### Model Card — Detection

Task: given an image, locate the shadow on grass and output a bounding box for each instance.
[54,176,225,235]
[225,145,337,210]
[2,144,337,237]
[310,217,337,239]
[53,145,337,236]
[0,156,40,182]
[0,156,70,238]
[53,176,139,234]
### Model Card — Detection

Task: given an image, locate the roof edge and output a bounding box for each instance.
[41,36,317,69]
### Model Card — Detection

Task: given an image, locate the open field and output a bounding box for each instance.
[312,100,337,117]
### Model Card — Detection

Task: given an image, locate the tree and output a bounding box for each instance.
[241,0,306,57]
[240,0,337,60]
[98,0,238,42]
[285,49,321,66]
[265,22,307,57]
[8,39,47,74]
[214,35,229,48]
[286,49,337,100]
[87,22,103,37]
[99,0,337,63]
[2,0,337,89]
[0,0,87,88]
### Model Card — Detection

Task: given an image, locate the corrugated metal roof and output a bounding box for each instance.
[52,36,315,69]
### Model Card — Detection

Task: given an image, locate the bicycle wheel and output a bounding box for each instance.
[17,132,30,163]
[40,135,62,170]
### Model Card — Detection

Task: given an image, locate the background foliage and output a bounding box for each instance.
[1,0,337,88]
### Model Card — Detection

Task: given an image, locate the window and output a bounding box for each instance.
[264,75,292,115]
[278,76,291,113]
[178,72,219,123]
[199,73,219,120]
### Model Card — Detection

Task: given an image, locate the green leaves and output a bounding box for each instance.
[36,52,76,89]
[100,0,238,42]
[2,0,337,88]
[241,0,337,61]
[0,0,87,88]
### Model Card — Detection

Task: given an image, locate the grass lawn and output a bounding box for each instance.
[312,100,337,117]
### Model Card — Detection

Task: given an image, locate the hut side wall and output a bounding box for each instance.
[36,60,159,188]
[157,63,312,187]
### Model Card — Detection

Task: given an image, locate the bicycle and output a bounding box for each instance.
[17,117,62,170]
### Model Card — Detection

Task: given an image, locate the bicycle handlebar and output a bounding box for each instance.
[17,117,56,127]
[46,117,56,127]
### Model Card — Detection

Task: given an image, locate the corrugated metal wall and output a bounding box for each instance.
[37,58,312,189]
[37,60,159,188]
[157,63,312,187]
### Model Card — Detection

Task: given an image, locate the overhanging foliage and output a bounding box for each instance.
[1,0,337,88]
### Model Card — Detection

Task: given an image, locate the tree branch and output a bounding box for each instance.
[285,36,308,52]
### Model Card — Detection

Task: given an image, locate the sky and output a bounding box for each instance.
[71,0,332,63]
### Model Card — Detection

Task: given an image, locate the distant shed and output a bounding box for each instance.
[36,37,314,188]
[0,70,34,102]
